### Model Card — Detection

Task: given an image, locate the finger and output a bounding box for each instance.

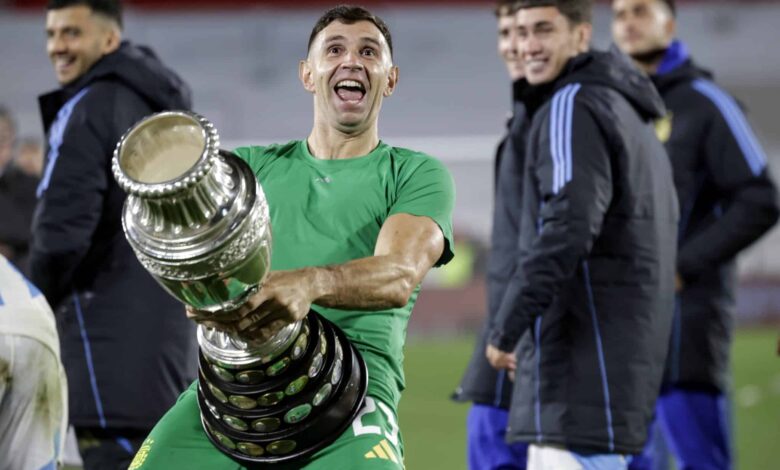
[241,306,290,333]
[236,290,275,318]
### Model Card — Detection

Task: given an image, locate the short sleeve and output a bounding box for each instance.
[231,146,264,174]
[388,155,455,267]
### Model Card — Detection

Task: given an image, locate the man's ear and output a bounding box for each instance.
[299,59,315,94]
[576,22,593,53]
[101,21,122,54]
[665,16,677,41]
[383,66,399,97]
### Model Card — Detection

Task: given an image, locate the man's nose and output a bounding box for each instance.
[523,35,543,56]
[48,34,66,54]
[340,50,364,70]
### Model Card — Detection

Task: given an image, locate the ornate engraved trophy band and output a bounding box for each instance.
[112,111,367,464]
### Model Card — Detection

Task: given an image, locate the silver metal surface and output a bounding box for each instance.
[113,111,300,366]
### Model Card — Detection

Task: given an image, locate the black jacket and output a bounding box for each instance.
[0,164,39,274]
[31,42,198,430]
[454,80,528,409]
[489,48,679,454]
[651,43,779,392]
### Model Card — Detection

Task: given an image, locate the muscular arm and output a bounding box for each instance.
[310,212,444,309]
[190,213,446,337]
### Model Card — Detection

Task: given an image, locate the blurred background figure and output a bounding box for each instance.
[612,1,779,469]
[0,253,68,470]
[30,0,198,468]
[452,1,530,469]
[0,105,42,275]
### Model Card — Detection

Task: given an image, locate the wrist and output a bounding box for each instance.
[303,266,334,303]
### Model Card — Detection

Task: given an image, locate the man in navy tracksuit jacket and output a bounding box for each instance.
[612,1,779,469]
[453,2,529,469]
[486,1,678,468]
[33,1,198,467]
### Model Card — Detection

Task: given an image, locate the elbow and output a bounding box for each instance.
[387,268,418,308]
[387,280,415,308]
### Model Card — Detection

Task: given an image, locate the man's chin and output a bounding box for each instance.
[526,71,555,86]
[55,73,78,86]
[629,46,668,65]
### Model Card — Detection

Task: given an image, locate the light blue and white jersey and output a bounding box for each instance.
[0,255,59,353]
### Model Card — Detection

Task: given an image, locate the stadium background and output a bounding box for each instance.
[1,0,777,468]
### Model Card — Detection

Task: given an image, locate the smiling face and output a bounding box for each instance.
[46,5,120,85]
[497,13,523,80]
[299,20,398,134]
[516,6,591,85]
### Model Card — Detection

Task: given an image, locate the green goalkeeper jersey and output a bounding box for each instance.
[233,140,455,410]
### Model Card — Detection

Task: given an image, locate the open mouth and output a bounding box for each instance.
[525,58,549,73]
[334,79,366,104]
[54,55,76,73]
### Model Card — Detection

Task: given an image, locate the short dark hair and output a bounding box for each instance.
[515,0,592,25]
[495,0,520,17]
[47,0,123,28]
[308,5,393,58]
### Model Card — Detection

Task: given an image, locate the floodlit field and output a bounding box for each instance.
[400,328,780,470]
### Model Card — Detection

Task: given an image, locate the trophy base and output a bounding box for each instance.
[196,312,368,465]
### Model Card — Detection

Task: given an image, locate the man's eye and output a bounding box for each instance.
[328,46,342,54]
[362,48,376,56]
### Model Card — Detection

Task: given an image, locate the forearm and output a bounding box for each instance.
[307,253,420,311]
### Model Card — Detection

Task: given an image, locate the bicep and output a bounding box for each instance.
[374,213,445,278]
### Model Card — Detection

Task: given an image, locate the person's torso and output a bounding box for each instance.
[235,140,440,409]
[655,74,740,390]
[506,83,677,453]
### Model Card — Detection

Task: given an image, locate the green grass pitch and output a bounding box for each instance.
[399,328,780,470]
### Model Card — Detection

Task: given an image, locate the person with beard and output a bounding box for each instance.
[485,1,679,468]
[32,0,198,467]
[612,1,779,468]
[452,1,529,469]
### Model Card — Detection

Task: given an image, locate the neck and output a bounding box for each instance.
[306,120,380,160]
[630,47,668,75]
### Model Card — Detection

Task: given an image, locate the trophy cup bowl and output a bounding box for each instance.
[112,111,367,464]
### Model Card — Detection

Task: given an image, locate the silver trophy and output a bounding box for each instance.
[112,111,366,464]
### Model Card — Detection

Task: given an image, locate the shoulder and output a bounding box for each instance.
[531,83,597,131]
[385,145,453,181]
[234,140,298,160]
[686,78,745,118]
[233,140,299,173]
[70,81,153,135]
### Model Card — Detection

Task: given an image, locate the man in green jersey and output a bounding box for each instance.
[128,5,455,470]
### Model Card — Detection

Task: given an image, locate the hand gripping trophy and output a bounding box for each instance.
[112,111,367,465]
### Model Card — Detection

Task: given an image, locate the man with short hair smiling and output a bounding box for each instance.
[485,1,678,468]
[32,0,197,467]
[612,1,779,468]
[453,1,529,469]
[130,5,455,470]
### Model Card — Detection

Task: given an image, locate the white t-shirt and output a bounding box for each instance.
[0,255,60,355]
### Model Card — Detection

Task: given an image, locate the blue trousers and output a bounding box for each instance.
[630,388,731,470]
[467,404,528,470]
